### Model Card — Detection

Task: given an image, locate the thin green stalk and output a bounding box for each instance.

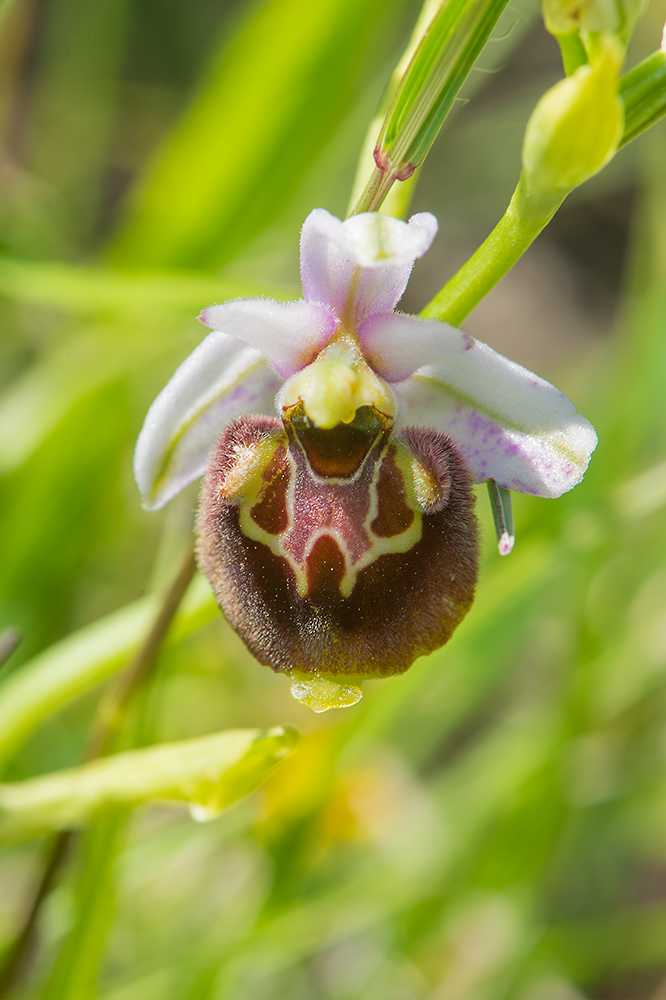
[42,812,127,1000]
[0,543,197,999]
[421,176,564,324]
[422,48,666,325]
[619,49,666,147]
[0,831,73,998]
[347,0,443,217]
[0,562,214,767]
[85,544,197,759]
[350,164,397,216]
[556,32,588,75]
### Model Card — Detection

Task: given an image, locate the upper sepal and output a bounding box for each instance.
[300,208,438,324]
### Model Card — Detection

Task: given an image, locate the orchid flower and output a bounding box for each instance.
[135,209,596,711]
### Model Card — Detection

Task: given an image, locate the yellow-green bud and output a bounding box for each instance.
[542,0,645,40]
[522,43,623,197]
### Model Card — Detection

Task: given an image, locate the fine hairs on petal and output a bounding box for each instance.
[300,209,438,323]
[200,298,337,377]
[334,212,438,268]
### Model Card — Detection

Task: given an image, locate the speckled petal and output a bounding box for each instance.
[300,209,438,323]
[393,330,597,498]
[134,331,282,510]
[200,298,337,378]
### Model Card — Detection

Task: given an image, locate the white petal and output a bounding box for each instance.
[300,208,438,324]
[393,329,597,498]
[200,298,337,377]
[134,332,282,510]
[358,312,457,381]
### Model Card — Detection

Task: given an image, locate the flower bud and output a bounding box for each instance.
[542,0,645,40]
[522,43,623,197]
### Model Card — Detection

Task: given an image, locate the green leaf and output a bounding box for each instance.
[43,813,127,1000]
[0,258,287,315]
[353,0,512,211]
[620,49,666,146]
[0,575,217,766]
[0,726,299,840]
[111,0,394,268]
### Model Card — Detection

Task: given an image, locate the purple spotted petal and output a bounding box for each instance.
[300,209,438,324]
[393,331,597,498]
[134,331,282,510]
[200,298,337,378]
[358,312,459,382]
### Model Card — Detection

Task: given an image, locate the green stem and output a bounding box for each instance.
[84,543,197,760]
[0,543,197,999]
[0,832,73,999]
[555,31,588,76]
[42,813,127,1000]
[352,165,398,215]
[619,50,666,148]
[422,50,666,326]
[421,176,564,325]
[0,559,214,767]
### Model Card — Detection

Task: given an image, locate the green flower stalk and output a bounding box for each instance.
[620,45,666,145]
[424,39,625,325]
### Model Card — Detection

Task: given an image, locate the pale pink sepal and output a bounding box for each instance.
[134,332,282,511]
[300,209,438,324]
[199,298,337,378]
[358,312,460,382]
[394,331,597,498]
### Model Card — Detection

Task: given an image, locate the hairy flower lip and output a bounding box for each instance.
[134,207,597,513]
[196,413,479,680]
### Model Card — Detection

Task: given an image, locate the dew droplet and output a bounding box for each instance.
[289,670,363,712]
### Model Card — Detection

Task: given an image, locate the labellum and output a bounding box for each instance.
[197,397,478,708]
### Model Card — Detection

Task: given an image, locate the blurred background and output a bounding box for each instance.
[1,0,666,995]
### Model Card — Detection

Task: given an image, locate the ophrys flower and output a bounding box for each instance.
[135,209,596,710]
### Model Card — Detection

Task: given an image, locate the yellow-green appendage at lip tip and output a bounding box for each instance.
[288,670,364,711]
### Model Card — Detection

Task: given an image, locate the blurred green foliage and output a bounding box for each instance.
[1,0,666,996]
